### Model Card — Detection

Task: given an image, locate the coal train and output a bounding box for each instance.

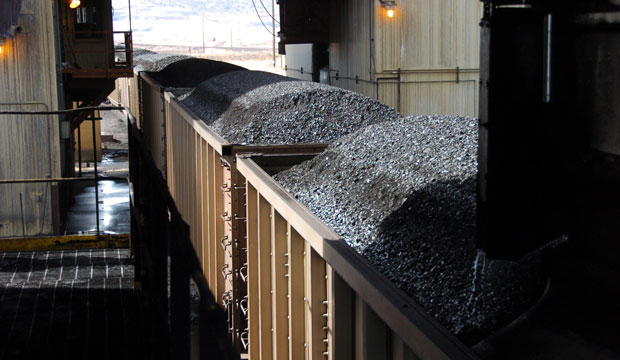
[117,1,620,358]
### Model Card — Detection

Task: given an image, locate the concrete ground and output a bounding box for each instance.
[67,107,130,236]
[65,180,130,235]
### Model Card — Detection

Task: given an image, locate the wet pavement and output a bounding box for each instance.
[66,180,130,235]
[68,118,130,236]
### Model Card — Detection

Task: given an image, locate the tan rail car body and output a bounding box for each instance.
[115,71,477,360]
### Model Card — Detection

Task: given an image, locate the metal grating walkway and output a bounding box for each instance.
[0,249,143,360]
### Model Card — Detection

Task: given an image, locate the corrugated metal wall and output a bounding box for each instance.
[328,0,375,98]
[327,0,482,117]
[0,0,61,237]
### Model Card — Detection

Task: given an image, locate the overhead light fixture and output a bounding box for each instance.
[69,0,81,9]
[0,39,4,55]
[380,1,397,19]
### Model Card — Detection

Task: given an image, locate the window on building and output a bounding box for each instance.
[74,3,103,39]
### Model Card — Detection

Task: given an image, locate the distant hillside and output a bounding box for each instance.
[113,0,279,48]
[132,0,254,13]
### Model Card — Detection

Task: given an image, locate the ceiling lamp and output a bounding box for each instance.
[69,0,81,9]
[380,1,397,18]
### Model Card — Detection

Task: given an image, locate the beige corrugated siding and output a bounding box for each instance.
[0,0,60,236]
[328,0,375,98]
[328,0,482,117]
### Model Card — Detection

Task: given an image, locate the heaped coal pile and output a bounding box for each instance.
[274,116,546,344]
[179,70,403,144]
[133,53,191,72]
[146,58,246,88]
[132,48,156,57]
[179,70,292,126]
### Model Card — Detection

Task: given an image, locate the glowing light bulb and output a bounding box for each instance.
[387,9,395,18]
[0,46,3,55]
[69,0,81,9]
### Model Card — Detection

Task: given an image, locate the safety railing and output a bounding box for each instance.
[129,111,238,360]
[0,105,129,251]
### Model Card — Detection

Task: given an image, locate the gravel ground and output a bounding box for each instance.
[274,115,546,344]
[180,70,403,144]
[146,58,246,88]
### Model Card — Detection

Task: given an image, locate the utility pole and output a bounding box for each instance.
[272,0,276,67]
[202,13,205,53]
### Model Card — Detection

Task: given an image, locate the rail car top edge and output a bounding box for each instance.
[164,91,229,154]
[236,155,478,360]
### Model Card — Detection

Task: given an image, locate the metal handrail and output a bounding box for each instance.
[0,106,128,239]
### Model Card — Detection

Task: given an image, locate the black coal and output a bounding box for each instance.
[274,116,546,344]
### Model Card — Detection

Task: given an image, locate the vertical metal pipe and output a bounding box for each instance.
[20,193,26,237]
[272,0,276,67]
[543,14,553,103]
[369,0,374,84]
[397,68,401,113]
[91,111,100,235]
[78,123,82,176]
[128,0,133,32]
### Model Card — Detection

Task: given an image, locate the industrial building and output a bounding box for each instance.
[0,0,132,237]
[283,0,482,117]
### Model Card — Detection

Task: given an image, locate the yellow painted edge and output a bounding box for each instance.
[0,234,130,253]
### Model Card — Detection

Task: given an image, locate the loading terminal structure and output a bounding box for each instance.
[1,0,620,359]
